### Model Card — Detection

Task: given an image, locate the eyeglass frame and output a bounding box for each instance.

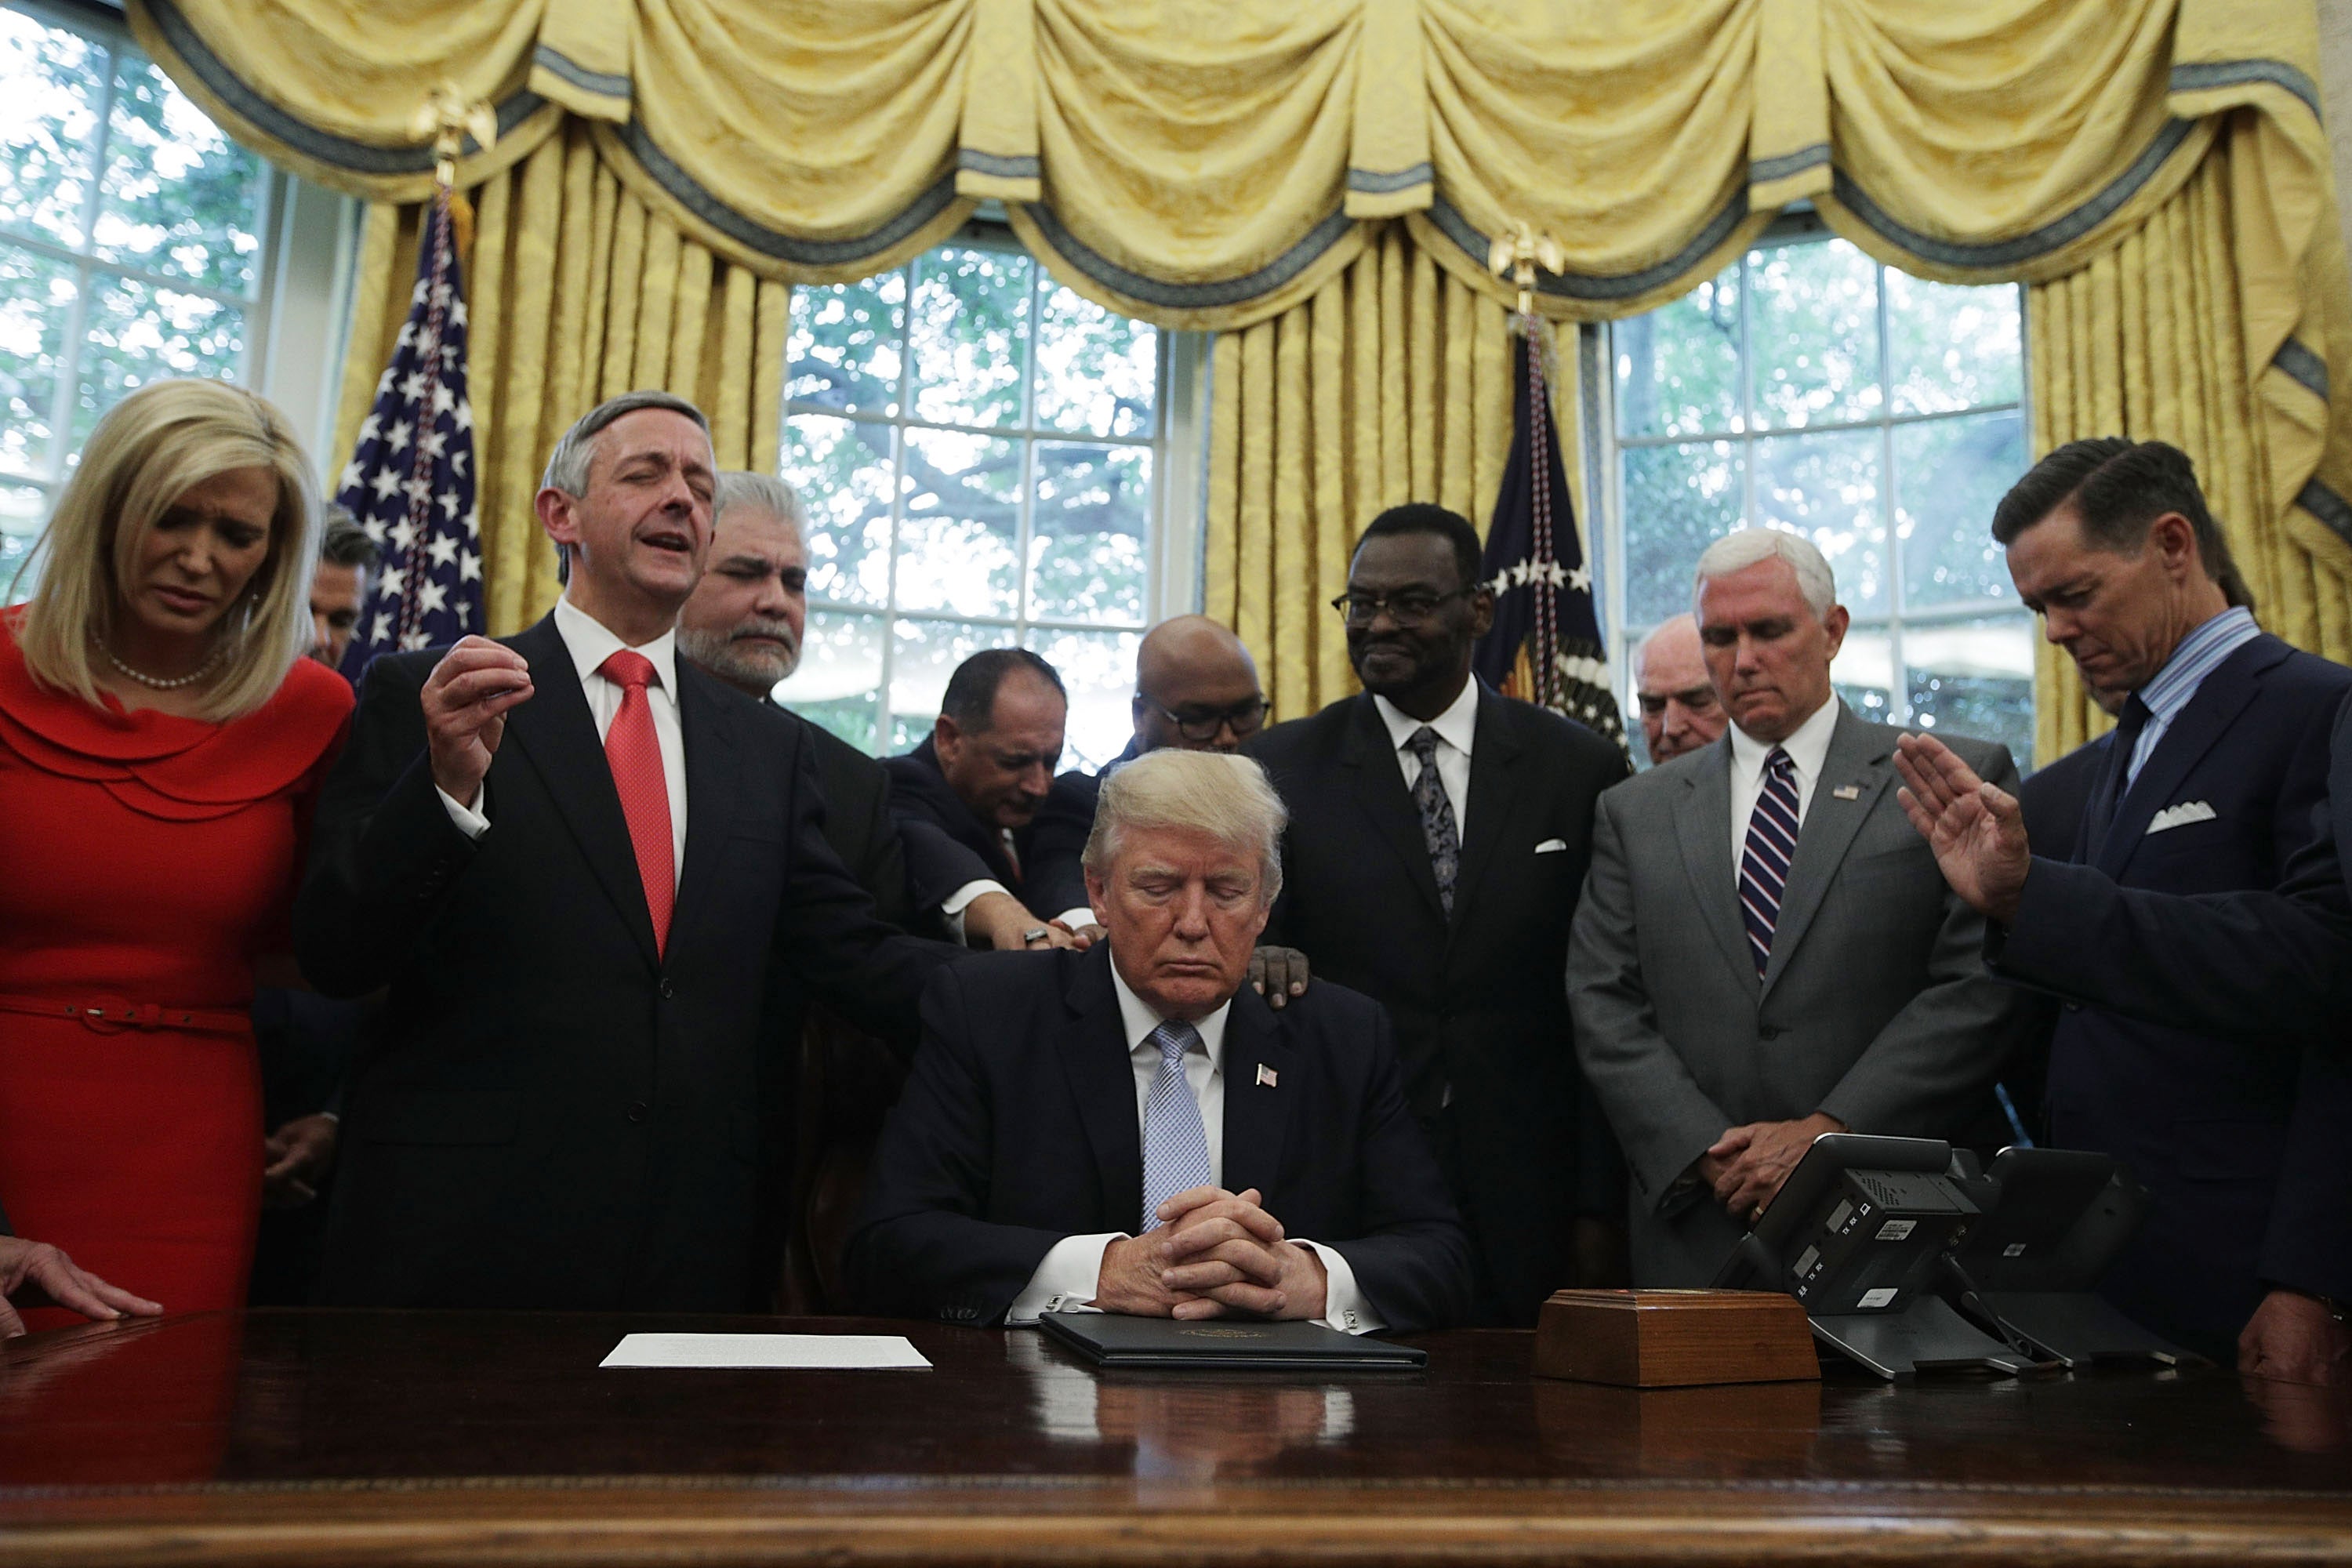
[1138,695,1273,744]
[1328,586,1472,627]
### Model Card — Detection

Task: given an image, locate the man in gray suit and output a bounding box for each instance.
[1568,529,2033,1285]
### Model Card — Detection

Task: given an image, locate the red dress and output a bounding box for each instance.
[0,609,351,1326]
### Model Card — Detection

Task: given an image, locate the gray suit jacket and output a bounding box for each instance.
[1566,702,2034,1285]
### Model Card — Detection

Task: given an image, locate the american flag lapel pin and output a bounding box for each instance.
[1832,784,1862,800]
[1255,1062,1279,1089]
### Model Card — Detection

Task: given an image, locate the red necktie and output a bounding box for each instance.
[598,649,674,957]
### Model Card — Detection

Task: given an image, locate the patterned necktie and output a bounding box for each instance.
[1737,746,1800,976]
[1139,1019,1211,1231]
[598,649,674,957]
[1406,727,1461,916]
[2085,695,2154,855]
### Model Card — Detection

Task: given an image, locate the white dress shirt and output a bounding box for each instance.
[1373,679,1479,837]
[1725,695,1841,884]
[438,596,688,886]
[1005,960,1381,1334]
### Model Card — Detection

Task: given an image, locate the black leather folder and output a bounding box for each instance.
[1038,1312,1426,1370]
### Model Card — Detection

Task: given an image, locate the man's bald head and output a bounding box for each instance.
[1132,615,1268,753]
[1634,612,1725,764]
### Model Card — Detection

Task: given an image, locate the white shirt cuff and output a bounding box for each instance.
[437,785,489,840]
[1052,906,1097,932]
[1007,1232,1123,1324]
[1296,1240,1383,1335]
[941,879,1011,916]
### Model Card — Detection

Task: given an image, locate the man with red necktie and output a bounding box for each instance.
[298,391,954,1312]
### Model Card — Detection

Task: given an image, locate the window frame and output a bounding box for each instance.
[1580,211,2036,752]
[782,219,1203,764]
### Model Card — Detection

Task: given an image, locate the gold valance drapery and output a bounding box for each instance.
[127,0,2352,712]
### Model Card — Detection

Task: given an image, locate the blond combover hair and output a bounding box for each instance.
[1080,749,1288,903]
[16,379,319,721]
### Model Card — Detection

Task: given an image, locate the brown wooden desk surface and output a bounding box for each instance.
[2,1308,2349,1566]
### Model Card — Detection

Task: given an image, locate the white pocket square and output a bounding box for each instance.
[2146,801,2217,834]
[1533,838,1569,854]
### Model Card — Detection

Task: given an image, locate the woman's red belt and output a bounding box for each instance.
[0,993,249,1036]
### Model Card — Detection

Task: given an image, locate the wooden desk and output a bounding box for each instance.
[2,1309,2348,1566]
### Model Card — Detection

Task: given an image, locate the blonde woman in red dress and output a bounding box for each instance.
[0,379,353,1335]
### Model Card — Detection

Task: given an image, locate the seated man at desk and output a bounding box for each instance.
[848,749,1473,1334]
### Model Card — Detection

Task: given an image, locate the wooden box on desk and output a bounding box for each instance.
[1534,1289,1820,1388]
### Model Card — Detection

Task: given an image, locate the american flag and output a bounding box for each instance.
[1471,318,1628,755]
[334,188,481,681]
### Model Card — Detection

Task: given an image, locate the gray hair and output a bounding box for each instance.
[541,390,710,584]
[713,470,804,532]
[1080,749,1287,903]
[1692,528,1836,619]
[318,503,379,570]
[541,390,710,495]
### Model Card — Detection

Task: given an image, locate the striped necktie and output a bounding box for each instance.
[1737,746,1799,976]
[1139,1019,1211,1231]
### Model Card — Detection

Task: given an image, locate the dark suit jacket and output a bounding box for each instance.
[1998,633,2352,1348]
[884,735,1101,916]
[298,614,955,1312]
[845,946,1473,1332]
[790,708,916,933]
[1246,684,1630,1324]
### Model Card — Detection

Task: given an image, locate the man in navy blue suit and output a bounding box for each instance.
[1893,437,2352,1382]
[847,747,1472,1334]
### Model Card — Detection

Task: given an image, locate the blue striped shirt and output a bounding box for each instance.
[2124,605,2260,786]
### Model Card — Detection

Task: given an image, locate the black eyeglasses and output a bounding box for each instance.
[1330,588,1468,627]
[1145,697,1272,743]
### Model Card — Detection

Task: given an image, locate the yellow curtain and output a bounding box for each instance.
[2028,135,2352,760]
[331,125,789,634]
[1203,227,1562,720]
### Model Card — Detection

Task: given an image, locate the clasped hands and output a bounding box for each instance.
[1092,1185,1327,1322]
[1698,1111,1846,1222]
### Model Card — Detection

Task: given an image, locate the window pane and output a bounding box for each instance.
[788,270,903,416]
[0,478,45,603]
[91,47,265,294]
[1027,626,1140,773]
[1621,439,1740,625]
[0,243,74,476]
[908,246,1029,429]
[1755,427,1886,615]
[1029,443,1148,625]
[1831,625,1893,724]
[775,608,885,753]
[1905,615,2037,771]
[1751,239,1879,429]
[1035,280,1155,438]
[782,413,891,608]
[887,617,997,752]
[898,427,1021,616]
[73,274,242,448]
[0,12,104,249]
[1613,262,1740,438]
[1887,273,2021,416]
[1896,408,2024,610]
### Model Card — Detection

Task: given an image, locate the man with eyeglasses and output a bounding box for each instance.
[1247,503,1632,1325]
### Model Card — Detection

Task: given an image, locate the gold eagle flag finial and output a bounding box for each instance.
[408,83,497,193]
[1486,221,1565,318]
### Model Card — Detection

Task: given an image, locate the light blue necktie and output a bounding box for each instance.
[1140,1019,1212,1231]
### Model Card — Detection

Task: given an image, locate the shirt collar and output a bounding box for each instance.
[554,594,679,699]
[1373,677,1480,760]
[1728,693,1841,786]
[1107,953,1229,1069]
[2136,605,2259,725]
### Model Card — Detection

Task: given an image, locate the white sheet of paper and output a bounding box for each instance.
[599,1333,931,1370]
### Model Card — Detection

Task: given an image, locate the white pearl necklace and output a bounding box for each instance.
[102,641,227,690]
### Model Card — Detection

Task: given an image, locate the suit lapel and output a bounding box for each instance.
[2096,639,2281,880]
[1674,740,1755,988]
[1450,688,1522,929]
[1058,950,1144,1231]
[668,663,739,963]
[1339,695,1447,922]
[1218,987,1291,1200]
[499,615,660,971]
[1761,706,1889,996]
